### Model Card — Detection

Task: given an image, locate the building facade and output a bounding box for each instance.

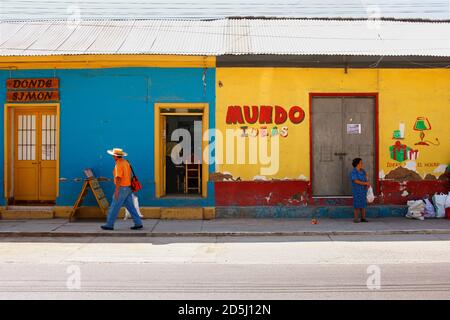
[0,19,449,219]
[214,65,450,217]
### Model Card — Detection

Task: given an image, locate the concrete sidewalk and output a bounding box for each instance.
[1,217,450,237]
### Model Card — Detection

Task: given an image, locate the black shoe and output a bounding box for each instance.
[360,219,368,223]
[101,225,114,230]
[130,225,143,230]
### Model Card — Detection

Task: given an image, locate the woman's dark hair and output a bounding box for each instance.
[352,158,362,168]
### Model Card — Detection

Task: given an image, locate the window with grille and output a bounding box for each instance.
[42,114,56,161]
[17,115,36,161]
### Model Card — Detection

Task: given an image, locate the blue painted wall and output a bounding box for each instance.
[0,67,216,207]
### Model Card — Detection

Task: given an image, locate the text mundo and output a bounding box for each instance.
[169,121,280,175]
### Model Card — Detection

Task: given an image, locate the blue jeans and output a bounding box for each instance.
[105,186,143,228]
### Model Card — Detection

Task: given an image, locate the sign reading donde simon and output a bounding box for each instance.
[226,105,306,138]
[6,78,60,103]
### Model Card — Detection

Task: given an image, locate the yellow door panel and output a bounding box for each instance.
[14,113,39,200]
[39,113,57,200]
[14,167,39,200]
[39,166,56,200]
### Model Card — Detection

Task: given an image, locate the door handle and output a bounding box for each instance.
[334,152,347,156]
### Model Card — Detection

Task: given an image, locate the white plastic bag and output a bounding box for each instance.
[432,193,447,218]
[406,200,425,220]
[124,193,144,220]
[366,187,375,203]
[445,192,450,209]
[423,198,436,218]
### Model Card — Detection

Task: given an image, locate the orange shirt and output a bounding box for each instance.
[113,158,132,187]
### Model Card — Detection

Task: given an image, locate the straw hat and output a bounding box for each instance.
[107,148,128,157]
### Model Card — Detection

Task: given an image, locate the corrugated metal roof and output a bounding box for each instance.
[0,18,449,57]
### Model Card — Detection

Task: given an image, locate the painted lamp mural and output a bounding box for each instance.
[413,117,440,146]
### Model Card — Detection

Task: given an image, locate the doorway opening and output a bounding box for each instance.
[4,104,59,206]
[164,115,203,196]
[154,103,209,199]
[310,94,378,197]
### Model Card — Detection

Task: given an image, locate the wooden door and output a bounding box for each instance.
[39,112,57,200]
[312,97,375,196]
[14,112,38,200]
[341,97,375,195]
[13,109,57,201]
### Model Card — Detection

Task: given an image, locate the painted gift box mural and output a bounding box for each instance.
[389,141,419,162]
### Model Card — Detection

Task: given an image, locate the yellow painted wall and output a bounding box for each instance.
[378,69,450,178]
[216,68,450,181]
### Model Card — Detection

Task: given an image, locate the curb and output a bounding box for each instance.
[1,229,450,237]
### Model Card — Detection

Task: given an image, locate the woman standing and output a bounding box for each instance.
[350,158,370,223]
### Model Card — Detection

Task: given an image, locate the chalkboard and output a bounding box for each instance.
[69,169,110,221]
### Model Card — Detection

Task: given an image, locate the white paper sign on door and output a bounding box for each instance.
[347,123,361,134]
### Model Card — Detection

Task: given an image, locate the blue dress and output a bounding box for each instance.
[350,168,368,209]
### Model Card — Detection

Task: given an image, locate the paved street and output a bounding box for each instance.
[1,234,450,299]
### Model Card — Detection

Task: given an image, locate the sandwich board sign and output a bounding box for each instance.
[70,169,109,221]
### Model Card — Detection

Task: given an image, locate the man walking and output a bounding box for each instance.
[101,148,143,230]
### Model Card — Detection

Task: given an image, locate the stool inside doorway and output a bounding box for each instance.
[184,163,201,194]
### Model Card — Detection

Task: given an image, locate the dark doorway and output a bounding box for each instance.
[165,115,202,195]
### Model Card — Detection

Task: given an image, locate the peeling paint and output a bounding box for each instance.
[210,172,239,182]
[253,175,268,181]
[385,166,422,181]
[380,180,449,204]
[265,192,273,203]
[434,164,448,174]
[404,160,417,172]
[424,173,438,180]
[202,68,207,95]
[215,180,310,206]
